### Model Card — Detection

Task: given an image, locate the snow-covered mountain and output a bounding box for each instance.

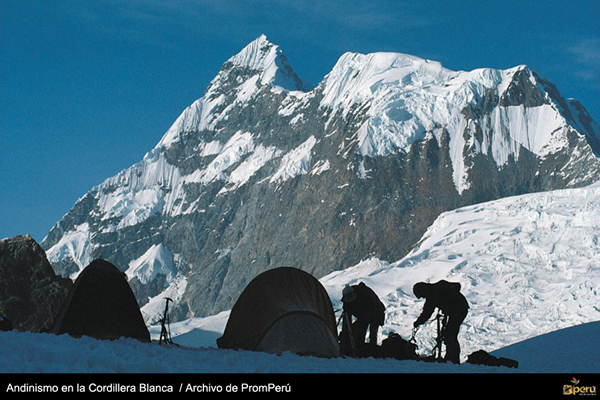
[41,35,600,322]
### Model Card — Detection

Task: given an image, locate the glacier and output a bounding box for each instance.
[319,53,581,193]
[320,181,600,358]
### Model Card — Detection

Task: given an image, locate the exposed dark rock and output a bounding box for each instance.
[0,235,72,332]
[0,316,13,331]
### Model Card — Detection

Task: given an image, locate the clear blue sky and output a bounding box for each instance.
[1,0,599,242]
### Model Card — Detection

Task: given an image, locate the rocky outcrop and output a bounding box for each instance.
[0,235,72,332]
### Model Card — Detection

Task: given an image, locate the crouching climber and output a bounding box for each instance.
[340,282,385,356]
[413,280,469,364]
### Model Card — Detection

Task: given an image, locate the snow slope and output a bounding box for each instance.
[319,181,600,359]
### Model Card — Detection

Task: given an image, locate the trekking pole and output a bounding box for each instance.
[342,311,357,357]
[433,311,444,361]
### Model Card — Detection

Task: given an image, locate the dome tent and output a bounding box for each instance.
[51,259,150,343]
[217,267,340,358]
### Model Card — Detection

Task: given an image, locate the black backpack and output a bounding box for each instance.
[381,332,418,360]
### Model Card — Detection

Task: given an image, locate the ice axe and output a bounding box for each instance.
[159,297,178,346]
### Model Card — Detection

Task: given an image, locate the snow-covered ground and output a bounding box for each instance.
[0,318,598,374]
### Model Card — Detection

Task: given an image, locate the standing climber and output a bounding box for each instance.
[413,280,469,364]
[341,282,385,355]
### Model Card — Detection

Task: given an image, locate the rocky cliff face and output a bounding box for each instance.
[0,235,72,332]
[41,35,600,322]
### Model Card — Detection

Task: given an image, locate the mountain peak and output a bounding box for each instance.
[228,34,274,70]
[223,34,310,93]
[155,35,310,150]
[320,51,458,111]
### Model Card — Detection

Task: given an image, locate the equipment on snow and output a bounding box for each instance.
[158,297,178,346]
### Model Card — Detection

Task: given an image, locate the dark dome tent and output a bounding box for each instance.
[217,267,340,358]
[51,259,151,343]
